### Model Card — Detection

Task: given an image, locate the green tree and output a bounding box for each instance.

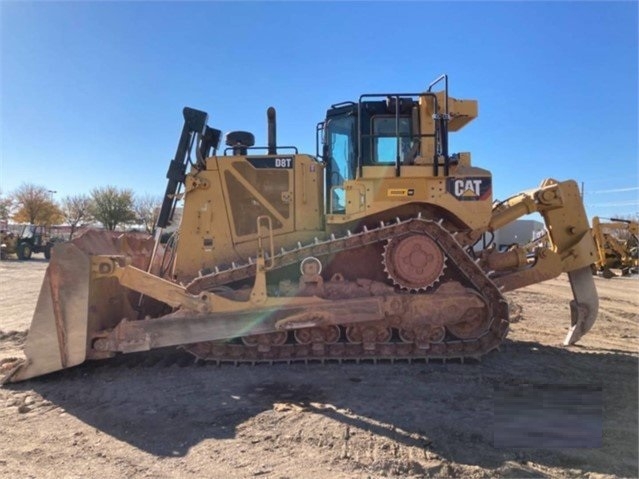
[134,194,162,235]
[12,183,62,225]
[90,186,136,231]
[61,194,93,239]
[0,189,13,222]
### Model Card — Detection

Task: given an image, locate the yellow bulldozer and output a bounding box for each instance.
[3,75,599,383]
[591,216,639,278]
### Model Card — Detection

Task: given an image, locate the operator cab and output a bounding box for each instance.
[317,75,478,215]
[318,94,431,214]
[322,98,418,172]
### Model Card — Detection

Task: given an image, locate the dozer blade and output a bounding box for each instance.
[3,230,157,383]
[6,242,91,382]
[564,266,599,345]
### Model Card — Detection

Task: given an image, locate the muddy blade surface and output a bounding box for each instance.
[9,243,91,382]
[6,230,156,383]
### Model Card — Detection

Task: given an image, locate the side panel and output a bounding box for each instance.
[173,159,236,280]
[328,165,493,230]
[173,154,325,281]
[293,155,324,232]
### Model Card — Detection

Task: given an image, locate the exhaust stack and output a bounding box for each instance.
[267,107,277,155]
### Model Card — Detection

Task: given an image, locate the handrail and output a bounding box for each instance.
[356,92,439,179]
[223,145,299,155]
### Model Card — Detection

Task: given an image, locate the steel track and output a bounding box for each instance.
[182,217,510,363]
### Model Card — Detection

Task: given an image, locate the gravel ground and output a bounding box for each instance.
[1,258,637,478]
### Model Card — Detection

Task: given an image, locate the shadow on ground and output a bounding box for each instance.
[0,257,49,263]
[7,340,638,477]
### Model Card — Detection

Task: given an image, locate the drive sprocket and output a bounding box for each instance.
[383,233,446,291]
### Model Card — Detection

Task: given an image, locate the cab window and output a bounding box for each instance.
[372,116,412,165]
[325,115,355,212]
[326,116,355,184]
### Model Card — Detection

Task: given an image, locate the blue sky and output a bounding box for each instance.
[1,1,637,220]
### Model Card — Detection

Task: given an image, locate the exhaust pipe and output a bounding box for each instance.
[267,107,277,155]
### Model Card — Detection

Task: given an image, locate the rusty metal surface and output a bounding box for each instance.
[181,218,510,363]
[6,231,156,382]
[383,233,446,291]
[9,243,91,382]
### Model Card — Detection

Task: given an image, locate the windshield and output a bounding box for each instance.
[21,225,36,239]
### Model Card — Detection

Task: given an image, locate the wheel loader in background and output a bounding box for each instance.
[3,75,599,383]
[591,216,639,278]
[16,225,61,260]
[0,225,59,260]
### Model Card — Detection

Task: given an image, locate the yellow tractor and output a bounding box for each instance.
[591,216,639,278]
[0,225,60,260]
[0,230,17,260]
[4,75,599,383]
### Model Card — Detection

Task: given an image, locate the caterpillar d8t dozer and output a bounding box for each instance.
[4,75,599,383]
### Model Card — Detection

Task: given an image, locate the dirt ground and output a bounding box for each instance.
[0,258,637,479]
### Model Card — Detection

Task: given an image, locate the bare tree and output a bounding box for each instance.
[61,194,93,239]
[89,186,136,231]
[134,194,162,235]
[12,183,62,225]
